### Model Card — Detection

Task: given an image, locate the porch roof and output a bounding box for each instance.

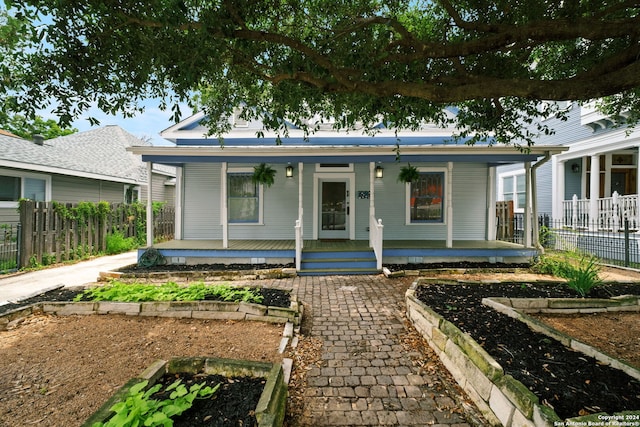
[129,144,567,166]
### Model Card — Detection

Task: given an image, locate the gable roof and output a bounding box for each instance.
[0,125,172,184]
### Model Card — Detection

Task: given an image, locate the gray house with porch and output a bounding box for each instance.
[130,111,565,274]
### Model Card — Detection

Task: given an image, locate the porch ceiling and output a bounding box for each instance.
[130,145,567,166]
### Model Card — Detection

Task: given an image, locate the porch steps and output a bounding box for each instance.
[298,249,380,275]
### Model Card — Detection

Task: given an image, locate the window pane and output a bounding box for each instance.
[24,178,46,201]
[516,175,526,192]
[0,176,20,201]
[517,193,526,208]
[503,176,513,192]
[410,172,444,222]
[228,173,259,223]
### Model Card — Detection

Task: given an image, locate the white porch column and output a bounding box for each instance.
[369,162,375,218]
[589,154,600,230]
[637,147,640,232]
[486,166,496,240]
[146,162,154,248]
[524,162,532,247]
[221,162,228,248]
[553,159,565,221]
[174,166,183,240]
[298,162,304,245]
[446,162,453,248]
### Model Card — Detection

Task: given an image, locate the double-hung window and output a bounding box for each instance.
[0,170,49,207]
[227,172,260,223]
[407,170,445,223]
[502,174,526,211]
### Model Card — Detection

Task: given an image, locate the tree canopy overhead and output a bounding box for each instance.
[3,0,640,146]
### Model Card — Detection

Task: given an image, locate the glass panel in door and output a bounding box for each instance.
[320,181,348,239]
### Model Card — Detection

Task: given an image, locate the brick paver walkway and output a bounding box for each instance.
[286,275,487,427]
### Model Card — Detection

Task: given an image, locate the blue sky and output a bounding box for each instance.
[67,99,192,146]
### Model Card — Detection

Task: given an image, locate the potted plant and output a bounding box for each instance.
[252,163,276,187]
[398,163,420,183]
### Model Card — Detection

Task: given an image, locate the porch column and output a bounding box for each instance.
[175,166,183,240]
[221,162,228,248]
[298,162,304,244]
[553,159,565,221]
[486,166,496,240]
[589,154,600,231]
[369,162,375,219]
[524,162,532,247]
[637,147,640,232]
[146,162,154,247]
[446,162,453,248]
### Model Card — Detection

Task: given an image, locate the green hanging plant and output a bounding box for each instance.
[398,163,420,183]
[252,163,276,187]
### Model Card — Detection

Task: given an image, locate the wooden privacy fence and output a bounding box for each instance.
[18,201,174,268]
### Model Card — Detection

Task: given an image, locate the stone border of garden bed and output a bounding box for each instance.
[100,267,298,282]
[405,279,640,427]
[0,292,302,332]
[82,356,288,427]
[483,295,640,382]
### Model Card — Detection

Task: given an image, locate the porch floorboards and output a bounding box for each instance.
[152,239,524,251]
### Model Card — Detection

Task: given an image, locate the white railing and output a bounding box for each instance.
[561,192,638,231]
[369,215,384,270]
[295,218,303,271]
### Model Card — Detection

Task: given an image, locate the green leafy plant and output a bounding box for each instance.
[252,163,276,187]
[75,281,264,304]
[106,231,138,255]
[397,163,420,183]
[92,379,218,427]
[533,251,603,296]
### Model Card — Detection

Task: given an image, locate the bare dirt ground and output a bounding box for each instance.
[0,315,284,427]
[0,266,638,426]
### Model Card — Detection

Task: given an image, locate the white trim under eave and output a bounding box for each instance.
[0,160,143,185]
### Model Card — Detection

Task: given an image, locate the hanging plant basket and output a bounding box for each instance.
[398,163,420,183]
[252,163,276,187]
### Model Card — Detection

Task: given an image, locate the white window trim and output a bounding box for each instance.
[498,170,526,213]
[0,169,51,208]
[226,167,264,225]
[124,185,141,203]
[405,167,447,225]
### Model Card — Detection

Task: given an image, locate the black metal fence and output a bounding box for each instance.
[497,214,640,268]
[0,223,20,273]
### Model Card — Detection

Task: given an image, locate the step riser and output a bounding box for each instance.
[299,249,378,275]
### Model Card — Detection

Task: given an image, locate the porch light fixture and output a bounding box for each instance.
[285,164,294,178]
[571,163,580,173]
[375,165,384,178]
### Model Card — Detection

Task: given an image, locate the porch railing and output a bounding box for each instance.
[369,215,384,270]
[561,192,639,231]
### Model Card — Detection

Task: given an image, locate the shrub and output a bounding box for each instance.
[533,251,603,296]
[105,232,137,255]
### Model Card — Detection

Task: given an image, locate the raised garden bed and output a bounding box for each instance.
[406,279,640,426]
[83,357,287,427]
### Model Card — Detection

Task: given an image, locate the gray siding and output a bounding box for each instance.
[180,161,492,241]
[52,175,124,203]
[182,163,221,239]
[0,209,19,225]
[146,173,175,205]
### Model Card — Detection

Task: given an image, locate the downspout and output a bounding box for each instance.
[531,151,552,253]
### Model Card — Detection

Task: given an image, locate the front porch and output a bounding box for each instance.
[142,239,536,274]
[561,192,639,231]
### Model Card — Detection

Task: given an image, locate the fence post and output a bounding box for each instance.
[624,218,630,267]
[612,191,620,231]
[572,194,578,230]
[19,201,34,268]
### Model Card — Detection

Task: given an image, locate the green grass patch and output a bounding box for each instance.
[75,281,264,304]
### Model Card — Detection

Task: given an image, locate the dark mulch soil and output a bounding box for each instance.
[152,373,265,427]
[386,261,531,271]
[119,263,296,273]
[416,282,640,419]
[0,287,290,316]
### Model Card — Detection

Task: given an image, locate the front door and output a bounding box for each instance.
[319,180,349,239]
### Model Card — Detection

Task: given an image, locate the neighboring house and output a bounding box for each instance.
[129,111,565,274]
[0,125,175,225]
[496,102,640,231]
